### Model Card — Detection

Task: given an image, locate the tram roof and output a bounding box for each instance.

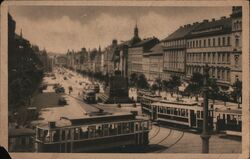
[151,102,203,110]
[9,128,35,137]
[215,108,242,115]
[159,99,198,106]
[37,112,141,129]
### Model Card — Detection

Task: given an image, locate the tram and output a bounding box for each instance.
[35,112,151,152]
[215,108,241,136]
[140,94,213,131]
[137,89,154,103]
[82,90,96,104]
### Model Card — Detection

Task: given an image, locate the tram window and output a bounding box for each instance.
[197,111,200,118]
[96,125,103,137]
[130,122,134,133]
[74,128,80,140]
[62,130,66,140]
[163,107,167,114]
[170,108,174,115]
[174,108,177,115]
[238,115,242,121]
[103,124,109,136]
[181,109,185,116]
[118,123,122,134]
[88,126,96,138]
[167,107,170,114]
[52,130,60,142]
[80,126,88,139]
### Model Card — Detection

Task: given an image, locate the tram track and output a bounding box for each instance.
[156,129,172,144]
[154,130,185,153]
[149,125,161,140]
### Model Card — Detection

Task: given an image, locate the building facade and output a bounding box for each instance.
[128,37,160,78]
[162,22,200,81]
[143,43,164,82]
[185,7,242,89]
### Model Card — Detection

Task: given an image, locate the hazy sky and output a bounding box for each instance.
[9,6,232,54]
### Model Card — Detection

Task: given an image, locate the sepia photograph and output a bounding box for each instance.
[0,0,249,159]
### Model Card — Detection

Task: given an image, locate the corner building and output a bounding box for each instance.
[186,7,242,89]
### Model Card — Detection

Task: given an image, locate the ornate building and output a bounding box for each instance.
[185,7,242,89]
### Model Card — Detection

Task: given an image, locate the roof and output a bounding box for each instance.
[144,43,164,56]
[162,23,200,41]
[132,37,159,47]
[188,17,232,38]
[215,108,241,115]
[9,128,35,137]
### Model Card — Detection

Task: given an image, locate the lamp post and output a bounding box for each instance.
[200,64,211,153]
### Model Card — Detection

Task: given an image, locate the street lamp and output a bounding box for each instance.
[200,64,211,153]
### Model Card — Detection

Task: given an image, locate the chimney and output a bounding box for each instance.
[112,39,118,46]
[203,19,209,23]
[212,18,215,22]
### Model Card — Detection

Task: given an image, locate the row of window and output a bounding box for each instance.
[186,66,231,81]
[187,36,231,48]
[186,52,231,64]
[164,39,185,47]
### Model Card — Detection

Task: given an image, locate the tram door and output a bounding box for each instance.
[152,106,158,121]
[190,110,196,127]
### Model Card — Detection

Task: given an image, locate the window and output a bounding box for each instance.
[222,37,225,46]
[235,55,239,66]
[218,37,221,46]
[196,40,198,47]
[213,38,215,46]
[227,37,231,45]
[204,39,206,47]
[199,40,201,47]
[235,37,240,47]
[227,53,230,63]
[212,53,215,63]
[208,39,211,46]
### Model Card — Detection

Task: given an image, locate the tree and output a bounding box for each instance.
[185,72,204,101]
[137,74,149,89]
[207,78,219,104]
[150,83,158,93]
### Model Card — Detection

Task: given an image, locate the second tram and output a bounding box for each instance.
[36,112,151,152]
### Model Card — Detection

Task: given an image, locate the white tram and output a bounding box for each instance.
[36,112,151,152]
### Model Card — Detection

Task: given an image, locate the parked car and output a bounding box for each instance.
[55,87,65,93]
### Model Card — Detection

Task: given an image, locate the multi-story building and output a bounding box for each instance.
[186,7,242,89]
[128,37,160,78]
[230,6,242,82]
[162,22,200,81]
[143,43,164,82]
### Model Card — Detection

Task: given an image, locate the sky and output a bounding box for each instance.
[9,6,232,54]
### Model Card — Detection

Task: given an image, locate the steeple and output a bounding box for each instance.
[134,20,139,38]
[131,20,141,45]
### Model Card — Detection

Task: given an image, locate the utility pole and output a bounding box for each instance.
[200,64,211,153]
